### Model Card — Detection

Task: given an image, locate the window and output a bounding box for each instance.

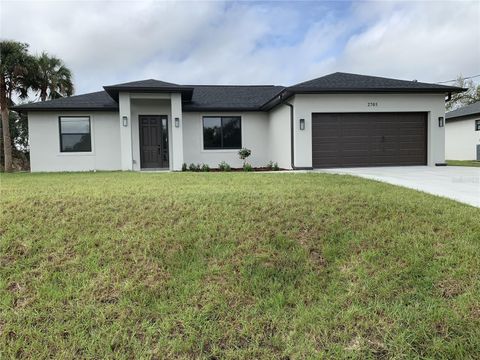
[203,116,241,149]
[59,117,91,152]
[476,120,480,131]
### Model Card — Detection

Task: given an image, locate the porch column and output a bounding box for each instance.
[118,92,133,170]
[171,93,184,171]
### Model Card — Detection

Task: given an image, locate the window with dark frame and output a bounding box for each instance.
[476,120,480,131]
[203,116,241,150]
[59,116,92,152]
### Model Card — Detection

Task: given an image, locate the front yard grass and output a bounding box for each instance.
[447,160,480,167]
[1,172,479,358]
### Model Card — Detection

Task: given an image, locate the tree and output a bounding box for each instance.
[0,41,34,172]
[33,52,73,101]
[446,76,480,111]
[0,111,29,170]
[238,148,251,167]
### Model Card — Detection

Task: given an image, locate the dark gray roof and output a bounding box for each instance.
[103,79,194,101]
[105,79,180,88]
[288,72,465,93]
[14,72,465,112]
[183,85,285,111]
[13,91,118,111]
[446,101,480,120]
[14,85,285,112]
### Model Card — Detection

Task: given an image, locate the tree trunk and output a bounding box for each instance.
[0,76,13,172]
[40,87,47,102]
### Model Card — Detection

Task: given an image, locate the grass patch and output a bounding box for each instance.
[1,172,479,358]
[447,160,480,167]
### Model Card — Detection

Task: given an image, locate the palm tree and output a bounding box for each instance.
[0,41,34,172]
[33,52,74,101]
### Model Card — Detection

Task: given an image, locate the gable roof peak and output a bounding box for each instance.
[104,78,181,88]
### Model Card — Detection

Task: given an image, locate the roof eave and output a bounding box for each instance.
[103,86,194,102]
[446,113,480,121]
[287,87,466,93]
[12,106,119,113]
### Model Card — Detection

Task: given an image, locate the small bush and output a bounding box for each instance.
[201,164,210,172]
[189,163,200,172]
[218,161,231,172]
[243,163,253,172]
[182,163,187,172]
[238,148,252,167]
[266,161,279,171]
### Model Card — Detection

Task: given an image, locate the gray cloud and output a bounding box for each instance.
[1,0,479,95]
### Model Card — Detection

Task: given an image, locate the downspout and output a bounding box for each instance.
[283,100,313,170]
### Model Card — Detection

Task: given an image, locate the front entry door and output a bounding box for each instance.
[139,115,169,169]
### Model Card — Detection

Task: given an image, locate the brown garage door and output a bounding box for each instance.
[312,112,427,168]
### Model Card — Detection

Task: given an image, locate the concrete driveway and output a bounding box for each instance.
[317,166,480,207]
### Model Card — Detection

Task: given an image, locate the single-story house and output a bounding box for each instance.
[14,72,463,172]
[445,101,480,160]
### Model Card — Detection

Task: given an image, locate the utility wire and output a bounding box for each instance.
[436,74,480,84]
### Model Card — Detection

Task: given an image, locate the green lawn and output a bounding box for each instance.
[447,160,480,167]
[1,172,479,359]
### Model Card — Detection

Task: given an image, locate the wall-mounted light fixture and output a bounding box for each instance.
[175,117,180,128]
[122,116,128,127]
[438,116,444,128]
[299,118,305,130]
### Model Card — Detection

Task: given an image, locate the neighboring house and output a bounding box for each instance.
[445,102,480,160]
[14,72,463,172]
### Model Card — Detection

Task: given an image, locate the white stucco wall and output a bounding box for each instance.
[27,92,448,172]
[291,93,446,167]
[182,111,270,168]
[267,104,291,169]
[445,117,480,160]
[171,93,184,171]
[28,111,121,172]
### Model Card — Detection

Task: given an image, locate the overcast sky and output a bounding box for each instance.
[1,0,479,95]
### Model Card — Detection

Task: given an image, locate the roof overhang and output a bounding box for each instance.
[259,87,468,111]
[12,106,118,113]
[286,87,467,93]
[103,86,194,102]
[446,113,480,122]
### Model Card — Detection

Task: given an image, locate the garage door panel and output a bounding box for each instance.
[312,112,427,168]
[343,142,370,151]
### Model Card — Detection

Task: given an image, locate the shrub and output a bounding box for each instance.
[201,164,210,172]
[243,163,253,172]
[266,161,279,171]
[218,161,231,172]
[182,163,188,172]
[189,163,199,172]
[238,148,252,166]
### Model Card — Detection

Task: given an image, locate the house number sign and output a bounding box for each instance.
[368,102,378,107]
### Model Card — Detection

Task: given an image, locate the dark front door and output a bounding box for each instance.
[139,115,169,169]
[312,112,427,168]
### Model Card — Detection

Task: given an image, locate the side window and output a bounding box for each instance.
[59,117,92,152]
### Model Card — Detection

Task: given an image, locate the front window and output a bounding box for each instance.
[476,120,480,131]
[203,116,241,150]
[59,116,91,152]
